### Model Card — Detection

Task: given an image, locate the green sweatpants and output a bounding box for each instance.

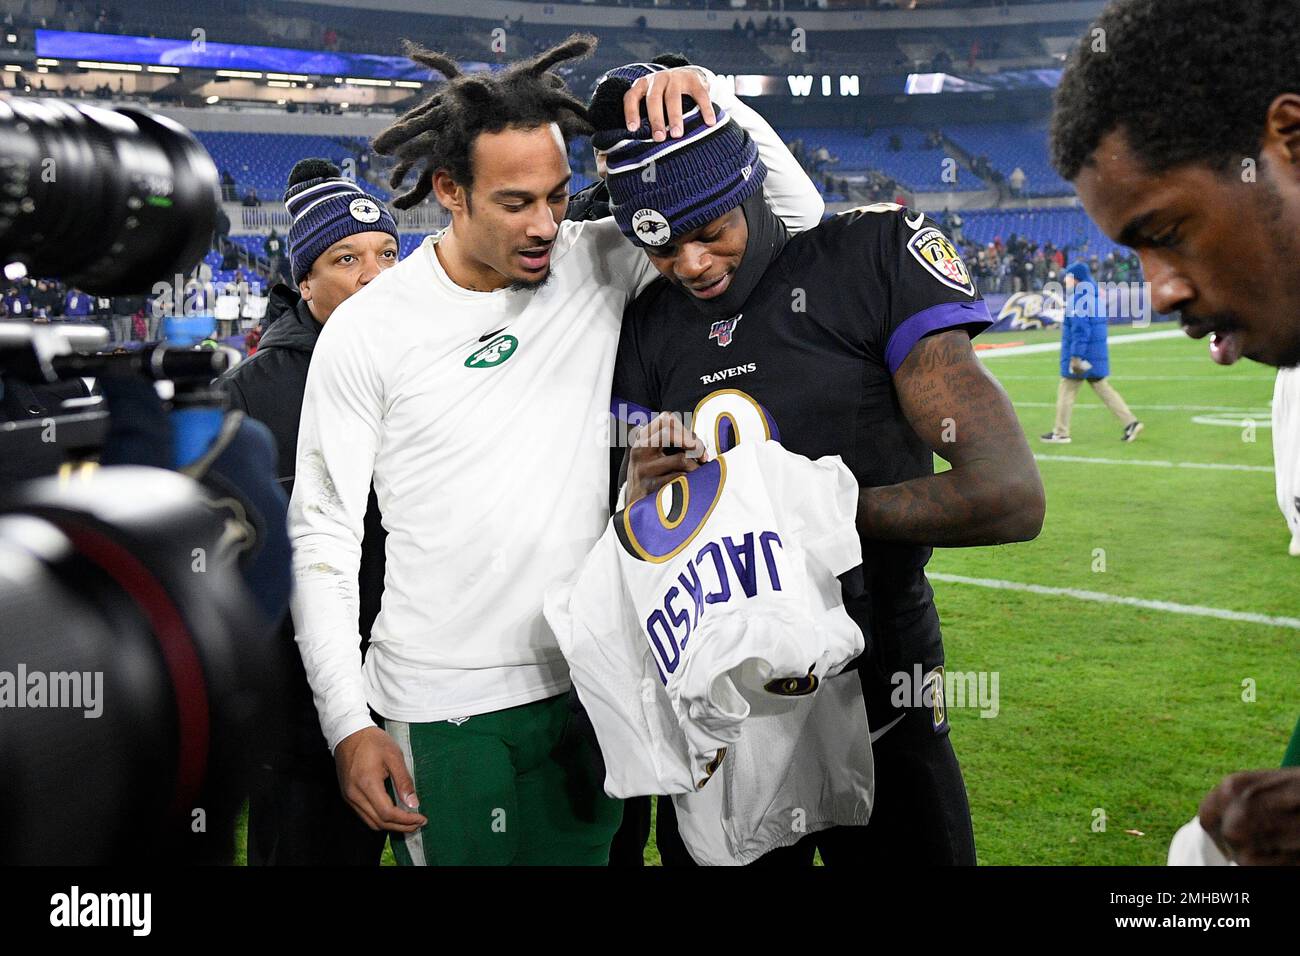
[1283,714,1300,768]
[384,693,622,866]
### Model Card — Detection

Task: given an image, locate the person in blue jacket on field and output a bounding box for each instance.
[1041,260,1143,444]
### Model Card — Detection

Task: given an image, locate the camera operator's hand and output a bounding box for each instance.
[334,726,427,833]
[1198,767,1300,865]
[625,411,709,507]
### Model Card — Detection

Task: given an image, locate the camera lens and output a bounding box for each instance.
[0,467,279,864]
[0,97,220,295]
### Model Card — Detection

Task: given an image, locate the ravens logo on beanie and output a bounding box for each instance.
[283,158,399,283]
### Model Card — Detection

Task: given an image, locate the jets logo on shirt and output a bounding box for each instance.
[708,313,742,347]
[907,226,975,298]
[464,334,519,368]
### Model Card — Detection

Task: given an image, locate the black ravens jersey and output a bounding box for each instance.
[612,205,993,728]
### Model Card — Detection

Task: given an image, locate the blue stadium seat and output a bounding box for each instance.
[196,131,389,202]
[944,123,1072,197]
[955,207,1123,259]
[197,131,1113,270]
[782,125,985,193]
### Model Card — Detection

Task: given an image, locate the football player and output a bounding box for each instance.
[1051,0,1300,864]
[592,72,1045,865]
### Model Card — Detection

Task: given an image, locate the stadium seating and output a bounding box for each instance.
[784,125,985,193]
[944,122,1072,197]
[195,132,385,202]
[199,130,598,212]
[956,207,1123,259]
[775,122,1074,197]
[91,0,1065,80]
[195,127,1107,231]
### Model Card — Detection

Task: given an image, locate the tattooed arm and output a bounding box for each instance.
[857,329,1045,546]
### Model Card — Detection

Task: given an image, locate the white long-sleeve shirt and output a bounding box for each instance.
[289,69,824,752]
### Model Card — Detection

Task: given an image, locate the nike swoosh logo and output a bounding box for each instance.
[869,713,906,743]
[904,211,925,230]
[478,328,507,342]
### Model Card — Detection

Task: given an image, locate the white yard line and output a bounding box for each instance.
[1033,453,1272,473]
[977,328,1186,359]
[928,573,1300,629]
[1014,402,1272,413]
[996,375,1272,381]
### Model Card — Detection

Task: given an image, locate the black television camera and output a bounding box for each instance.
[0,96,288,865]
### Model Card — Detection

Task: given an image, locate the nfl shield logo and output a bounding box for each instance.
[708,313,742,347]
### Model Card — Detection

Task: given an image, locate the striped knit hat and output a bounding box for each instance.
[589,70,766,249]
[593,59,672,92]
[283,159,399,283]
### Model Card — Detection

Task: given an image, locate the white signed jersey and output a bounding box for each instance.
[545,439,865,794]
[672,671,874,865]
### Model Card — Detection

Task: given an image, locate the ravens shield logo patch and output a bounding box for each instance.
[907,226,975,297]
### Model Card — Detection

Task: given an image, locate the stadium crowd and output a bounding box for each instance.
[960,231,1144,295]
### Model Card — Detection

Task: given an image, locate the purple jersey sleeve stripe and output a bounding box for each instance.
[612,396,655,425]
[885,300,994,375]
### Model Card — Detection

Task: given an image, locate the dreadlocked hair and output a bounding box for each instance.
[374,34,597,210]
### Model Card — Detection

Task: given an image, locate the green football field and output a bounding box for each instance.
[935,322,1294,865]
[235,322,1295,867]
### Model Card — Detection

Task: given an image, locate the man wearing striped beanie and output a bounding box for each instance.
[220,158,398,865]
[565,54,693,224]
[589,70,772,320]
[285,160,400,322]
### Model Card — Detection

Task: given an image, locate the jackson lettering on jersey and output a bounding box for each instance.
[623,520,789,687]
[545,438,864,796]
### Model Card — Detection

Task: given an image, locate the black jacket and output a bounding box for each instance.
[219,284,386,755]
[566,178,611,224]
[221,284,320,480]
